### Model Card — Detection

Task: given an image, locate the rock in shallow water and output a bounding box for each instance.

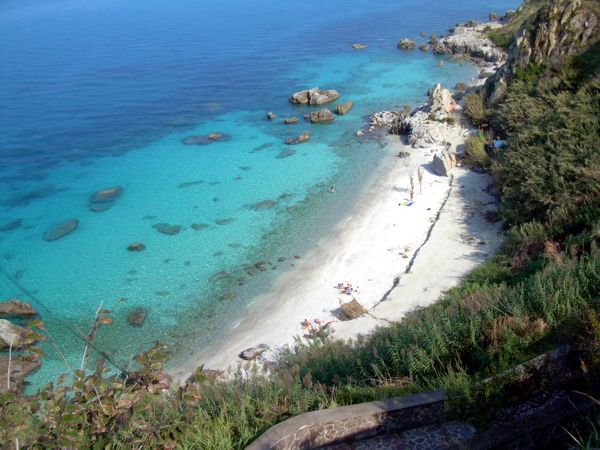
[335,102,353,115]
[251,199,277,211]
[127,242,145,252]
[43,219,79,241]
[181,133,231,145]
[283,117,299,125]
[276,149,296,159]
[397,38,416,49]
[0,219,22,232]
[127,307,148,327]
[0,300,37,318]
[289,87,340,105]
[310,109,335,123]
[152,223,182,235]
[89,186,123,212]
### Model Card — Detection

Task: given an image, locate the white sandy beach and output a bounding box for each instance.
[171,120,504,382]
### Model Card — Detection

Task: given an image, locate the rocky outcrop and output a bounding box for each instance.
[397,38,416,49]
[289,88,341,105]
[487,0,600,103]
[429,84,458,120]
[152,223,182,235]
[267,112,277,120]
[433,22,504,62]
[43,219,79,241]
[335,102,353,115]
[0,300,37,318]
[352,43,368,49]
[0,319,26,348]
[310,109,335,123]
[283,117,299,125]
[0,356,40,394]
[239,344,269,360]
[419,44,431,52]
[431,149,457,177]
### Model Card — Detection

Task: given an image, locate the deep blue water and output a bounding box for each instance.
[0,0,519,385]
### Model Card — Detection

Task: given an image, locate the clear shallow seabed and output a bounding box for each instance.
[0,0,519,385]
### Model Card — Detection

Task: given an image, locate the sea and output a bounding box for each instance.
[0,0,519,386]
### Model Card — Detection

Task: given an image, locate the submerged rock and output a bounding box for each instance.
[127,243,146,252]
[89,186,123,212]
[191,223,210,231]
[178,180,203,189]
[251,199,277,211]
[152,223,182,235]
[276,149,296,159]
[419,44,431,52]
[181,133,231,145]
[239,343,269,360]
[266,112,277,120]
[215,218,235,225]
[43,219,79,241]
[0,219,22,232]
[397,38,416,49]
[310,109,335,123]
[127,307,148,327]
[0,300,37,318]
[283,117,300,125]
[285,131,311,145]
[289,87,340,105]
[335,102,354,115]
[219,292,236,301]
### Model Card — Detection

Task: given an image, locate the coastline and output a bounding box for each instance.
[171,123,503,383]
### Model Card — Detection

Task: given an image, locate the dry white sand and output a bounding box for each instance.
[171,123,503,382]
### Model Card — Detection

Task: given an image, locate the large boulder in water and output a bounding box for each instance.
[0,300,37,318]
[335,102,354,115]
[89,186,123,212]
[310,109,335,123]
[43,219,79,241]
[127,307,148,327]
[289,87,340,105]
[397,38,417,49]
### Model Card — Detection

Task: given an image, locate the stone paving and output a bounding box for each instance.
[319,420,476,450]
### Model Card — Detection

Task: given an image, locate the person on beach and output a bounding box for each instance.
[330,185,336,193]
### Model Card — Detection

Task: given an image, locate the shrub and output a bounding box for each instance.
[463,92,488,126]
[464,133,489,169]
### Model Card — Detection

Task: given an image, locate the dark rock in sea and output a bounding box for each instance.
[239,344,269,360]
[397,38,417,49]
[0,219,22,232]
[152,223,182,235]
[279,193,293,200]
[267,112,277,120]
[234,175,241,181]
[276,149,296,159]
[215,218,235,225]
[289,88,341,105]
[143,215,157,220]
[419,44,431,52]
[352,43,368,49]
[191,223,210,231]
[283,117,300,125]
[178,180,203,188]
[228,243,242,249]
[252,142,275,152]
[254,261,267,271]
[0,300,37,318]
[14,270,25,280]
[127,242,145,252]
[181,133,231,145]
[89,186,123,212]
[277,256,287,262]
[213,251,224,257]
[209,181,221,185]
[294,255,301,259]
[239,166,251,171]
[310,109,335,123]
[335,102,353,115]
[210,271,230,281]
[155,290,170,296]
[43,219,79,241]
[251,199,277,211]
[127,308,148,327]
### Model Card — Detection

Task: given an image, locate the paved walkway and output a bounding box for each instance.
[319,420,476,450]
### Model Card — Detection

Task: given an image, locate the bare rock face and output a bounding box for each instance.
[43,219,79,241]
[432,149,457,177]
[397,38,417,49]
[0,300,37,318]
[285,131,310,145]
[239,343,269,360]
[289,88,341,105]
[0,319,26,348]
[283,117,299,125]
[429,83,458,120]
[0,356,40,393]
[335,102,354,115]
[310,109,335,123]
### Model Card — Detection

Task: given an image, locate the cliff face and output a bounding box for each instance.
[487,0,600,103]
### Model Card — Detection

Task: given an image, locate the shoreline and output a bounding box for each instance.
[171,129,503,383]
[170,22,508,383]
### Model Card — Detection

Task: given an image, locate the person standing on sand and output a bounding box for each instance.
[330,185,336,193]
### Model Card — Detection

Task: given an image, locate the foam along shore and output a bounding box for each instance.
[171,108,504,382]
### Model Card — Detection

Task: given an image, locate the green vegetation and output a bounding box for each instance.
[2,0,600,447]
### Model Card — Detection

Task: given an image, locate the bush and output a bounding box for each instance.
[464,133,490,169]
[463,92,488,126]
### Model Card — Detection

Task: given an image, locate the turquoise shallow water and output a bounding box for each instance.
[0,0,519,385]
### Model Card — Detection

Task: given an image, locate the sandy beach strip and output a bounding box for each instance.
[171,121,503,382]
